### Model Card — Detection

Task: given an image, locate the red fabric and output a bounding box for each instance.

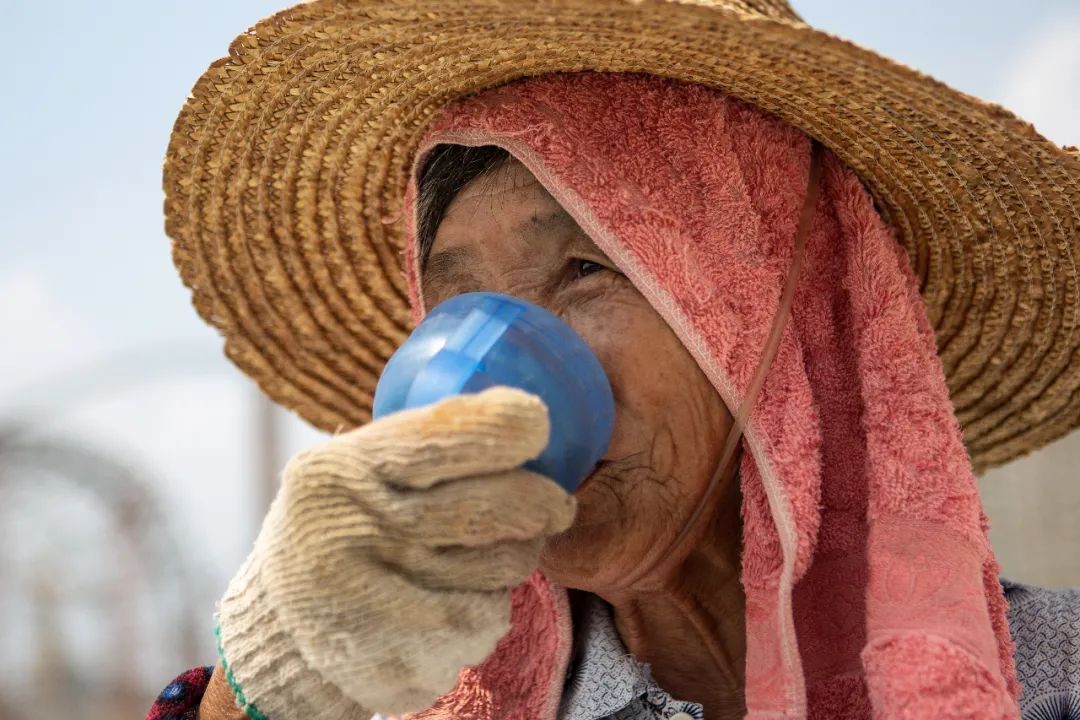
[146,665,213,720]
[400,71,1020,719]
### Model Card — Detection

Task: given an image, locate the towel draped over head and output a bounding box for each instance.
[401,72,1020,719]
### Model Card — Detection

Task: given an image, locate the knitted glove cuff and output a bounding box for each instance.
[216,554,372,720]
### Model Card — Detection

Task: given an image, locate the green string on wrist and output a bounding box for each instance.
[215,622,271,720]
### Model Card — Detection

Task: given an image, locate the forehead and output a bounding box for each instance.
[440,158,566,230]
[431,157,594,260]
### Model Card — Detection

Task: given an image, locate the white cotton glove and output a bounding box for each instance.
[215,387,577,720]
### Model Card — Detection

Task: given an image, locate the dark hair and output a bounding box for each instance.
[416,144,512,271]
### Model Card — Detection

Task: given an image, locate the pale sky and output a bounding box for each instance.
[1,0,1077,689]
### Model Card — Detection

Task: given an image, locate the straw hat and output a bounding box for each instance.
[164,0,1079,473]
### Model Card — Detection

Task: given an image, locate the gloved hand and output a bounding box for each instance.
[215,387,577,720]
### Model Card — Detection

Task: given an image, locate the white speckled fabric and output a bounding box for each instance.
[559,592,705,720]
[1002,579,1080,720]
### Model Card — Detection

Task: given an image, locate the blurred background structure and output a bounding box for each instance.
[1,1,1077,717]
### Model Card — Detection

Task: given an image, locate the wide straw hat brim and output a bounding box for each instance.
[164,0,1080,473]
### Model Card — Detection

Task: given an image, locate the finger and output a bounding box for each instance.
[377,467,577,546]
[318,386,551,489]
[370,537,545,592]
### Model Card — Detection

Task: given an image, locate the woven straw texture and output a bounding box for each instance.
[163,0,1080,473]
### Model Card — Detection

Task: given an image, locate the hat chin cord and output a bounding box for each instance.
[619,140,824,590]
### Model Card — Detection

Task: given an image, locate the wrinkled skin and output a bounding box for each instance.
[422,157,747,717]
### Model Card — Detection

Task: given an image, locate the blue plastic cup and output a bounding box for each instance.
[372,292,615,492]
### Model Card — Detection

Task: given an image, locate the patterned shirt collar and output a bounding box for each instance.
[558,592,705,720]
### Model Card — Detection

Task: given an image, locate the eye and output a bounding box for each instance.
[572,259,608,279]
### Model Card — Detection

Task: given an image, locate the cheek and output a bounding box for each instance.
[568,295,728,480]
[539,297,733,584]
[570,299,689,416]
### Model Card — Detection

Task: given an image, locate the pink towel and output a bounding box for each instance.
[399,72,1020,719]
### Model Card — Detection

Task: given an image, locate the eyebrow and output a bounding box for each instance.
[521,207,579,239]
[423,246,479,294]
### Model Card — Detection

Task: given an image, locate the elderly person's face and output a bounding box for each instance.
[421,156,739,594]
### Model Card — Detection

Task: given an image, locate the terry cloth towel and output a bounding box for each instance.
[399,71,1021,719]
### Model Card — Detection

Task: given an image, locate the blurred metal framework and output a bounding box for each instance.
[0,425,203,719]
